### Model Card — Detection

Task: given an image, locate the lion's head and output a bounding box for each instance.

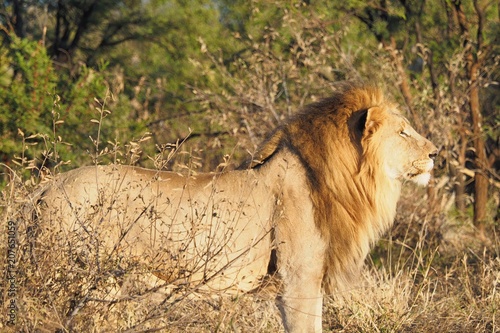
[360,105,438,186]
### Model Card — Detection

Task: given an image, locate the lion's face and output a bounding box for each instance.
[367,108,438,185]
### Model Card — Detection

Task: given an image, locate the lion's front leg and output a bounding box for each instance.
[275,223,326,333]
[277,265,324,332]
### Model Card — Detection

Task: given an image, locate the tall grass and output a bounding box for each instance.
[324,195,499,332]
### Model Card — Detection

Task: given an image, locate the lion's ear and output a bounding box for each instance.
[348,107,383,144]
[363,107,383,137]
[356,109,368,134]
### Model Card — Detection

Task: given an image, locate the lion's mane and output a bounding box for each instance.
[248,84,402,292]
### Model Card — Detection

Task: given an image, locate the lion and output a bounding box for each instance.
[26,84,437,332]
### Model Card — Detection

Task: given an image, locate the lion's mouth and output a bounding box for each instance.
[405,159,434,185]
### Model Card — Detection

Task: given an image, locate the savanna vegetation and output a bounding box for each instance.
[0,0,498,332]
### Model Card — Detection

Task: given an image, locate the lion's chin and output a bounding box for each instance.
[408,172,431,186]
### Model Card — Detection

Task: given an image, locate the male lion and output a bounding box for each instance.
[27,84,437,332]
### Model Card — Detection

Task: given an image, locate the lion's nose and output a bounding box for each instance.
[429,150,438,160]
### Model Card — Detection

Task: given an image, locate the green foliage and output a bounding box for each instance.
[0,35,150,178]
[0,36,56,162]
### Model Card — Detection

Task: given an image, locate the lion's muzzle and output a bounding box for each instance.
[412,159,434,173]
[406,158,435,185]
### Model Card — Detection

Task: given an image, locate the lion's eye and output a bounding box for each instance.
[399,130,410,138]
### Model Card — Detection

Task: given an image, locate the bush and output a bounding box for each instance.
[0,36,152,184]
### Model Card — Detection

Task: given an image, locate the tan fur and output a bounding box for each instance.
[28,84,437,332]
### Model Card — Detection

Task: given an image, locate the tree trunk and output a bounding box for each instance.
[454,0,490,240]
[12,0,26,37]
[456,136,467,213]
[469,62,489,239]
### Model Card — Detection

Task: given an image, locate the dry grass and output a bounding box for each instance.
[324,232,499,332]
[0,154,498,333]
[324,252,499,332]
